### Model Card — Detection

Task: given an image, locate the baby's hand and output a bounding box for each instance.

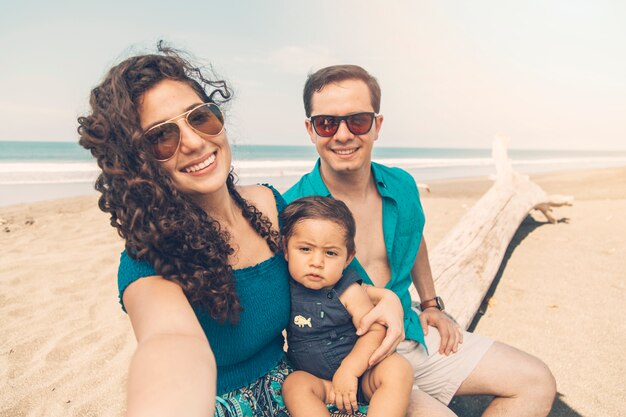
[330,367,359,414]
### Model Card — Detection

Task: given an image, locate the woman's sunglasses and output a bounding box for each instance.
[308,112,377,138]
[143,102,225,161]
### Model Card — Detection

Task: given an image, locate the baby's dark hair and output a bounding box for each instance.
[280,196,356,255]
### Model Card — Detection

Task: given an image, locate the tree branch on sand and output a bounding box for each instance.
[411,136,573,330]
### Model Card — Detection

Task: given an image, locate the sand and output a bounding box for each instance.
[1,166,625,417]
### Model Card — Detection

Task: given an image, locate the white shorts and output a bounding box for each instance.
[397,326,494,405]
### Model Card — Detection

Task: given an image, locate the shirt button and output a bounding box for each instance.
[327,292,334,299]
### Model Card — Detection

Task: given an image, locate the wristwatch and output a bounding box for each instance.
[419,296,445,311]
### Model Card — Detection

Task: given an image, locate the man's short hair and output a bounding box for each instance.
[303,64,381,117]
[280,196,356,255]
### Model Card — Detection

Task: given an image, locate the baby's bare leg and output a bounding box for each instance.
[361,352,413,417]
[283,370,333,417]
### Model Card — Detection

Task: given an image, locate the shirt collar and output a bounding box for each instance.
[310,159,333,197]
[311,159,395,200]
[371,162,394,200]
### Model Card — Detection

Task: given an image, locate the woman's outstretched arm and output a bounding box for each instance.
[123,276,216,417]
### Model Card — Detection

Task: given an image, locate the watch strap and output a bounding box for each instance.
[420,296,444,311]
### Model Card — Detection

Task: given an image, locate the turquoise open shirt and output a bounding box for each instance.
[284,160,426,347]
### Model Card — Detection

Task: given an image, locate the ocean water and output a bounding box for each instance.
[1,141,626,207]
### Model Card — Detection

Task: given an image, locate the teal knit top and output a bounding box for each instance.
[117,185,291,395]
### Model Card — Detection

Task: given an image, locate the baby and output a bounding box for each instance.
[280,196,413,417]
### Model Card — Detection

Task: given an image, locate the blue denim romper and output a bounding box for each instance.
[286,268,362,381]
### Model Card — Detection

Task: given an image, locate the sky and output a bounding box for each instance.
[1,0,624,150]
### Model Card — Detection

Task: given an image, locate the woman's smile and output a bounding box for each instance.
[180,151,217,174]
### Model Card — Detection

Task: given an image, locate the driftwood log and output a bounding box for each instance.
[410,137,573,330]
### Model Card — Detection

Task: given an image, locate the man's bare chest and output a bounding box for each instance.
[349,200,391,287]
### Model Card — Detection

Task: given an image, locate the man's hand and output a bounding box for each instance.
[419,308,463,355]
[357,287,405,366]
[330,366,359,414]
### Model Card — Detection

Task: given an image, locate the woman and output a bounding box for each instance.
[78,44,404,417]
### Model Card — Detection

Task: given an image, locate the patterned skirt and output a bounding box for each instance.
[214,356,368,417]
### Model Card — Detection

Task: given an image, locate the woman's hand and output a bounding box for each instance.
[357,286,405,366]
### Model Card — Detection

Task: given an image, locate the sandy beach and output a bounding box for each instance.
[1,166,625,417]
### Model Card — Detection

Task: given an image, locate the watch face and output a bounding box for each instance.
[436,296,445,311]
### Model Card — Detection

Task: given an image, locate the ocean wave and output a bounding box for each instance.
[0,162,98,173]
[1,156,626,185]
[0,162,99,185]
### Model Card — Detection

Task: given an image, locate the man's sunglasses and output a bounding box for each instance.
[309,112,376,138]
[143,102,225,161]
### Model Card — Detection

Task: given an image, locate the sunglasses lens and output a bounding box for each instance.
[347,113,374,135]
[188,103,225,136]
[145,123,180,161]
[311,113,375,137]
[312,116,339,137]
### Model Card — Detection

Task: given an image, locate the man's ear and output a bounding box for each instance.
[373,114,383,142]
[305,119,316,144]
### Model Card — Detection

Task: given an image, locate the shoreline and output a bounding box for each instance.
[1,165,625,416]
[3,158,626,208]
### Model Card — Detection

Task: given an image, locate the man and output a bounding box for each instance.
[284,65,556,417]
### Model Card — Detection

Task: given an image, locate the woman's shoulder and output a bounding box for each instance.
[118,250,159,311]
[237,183,274,198]
[237,184,286,214]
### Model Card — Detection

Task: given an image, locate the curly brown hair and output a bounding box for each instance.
[77,43,279,324]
